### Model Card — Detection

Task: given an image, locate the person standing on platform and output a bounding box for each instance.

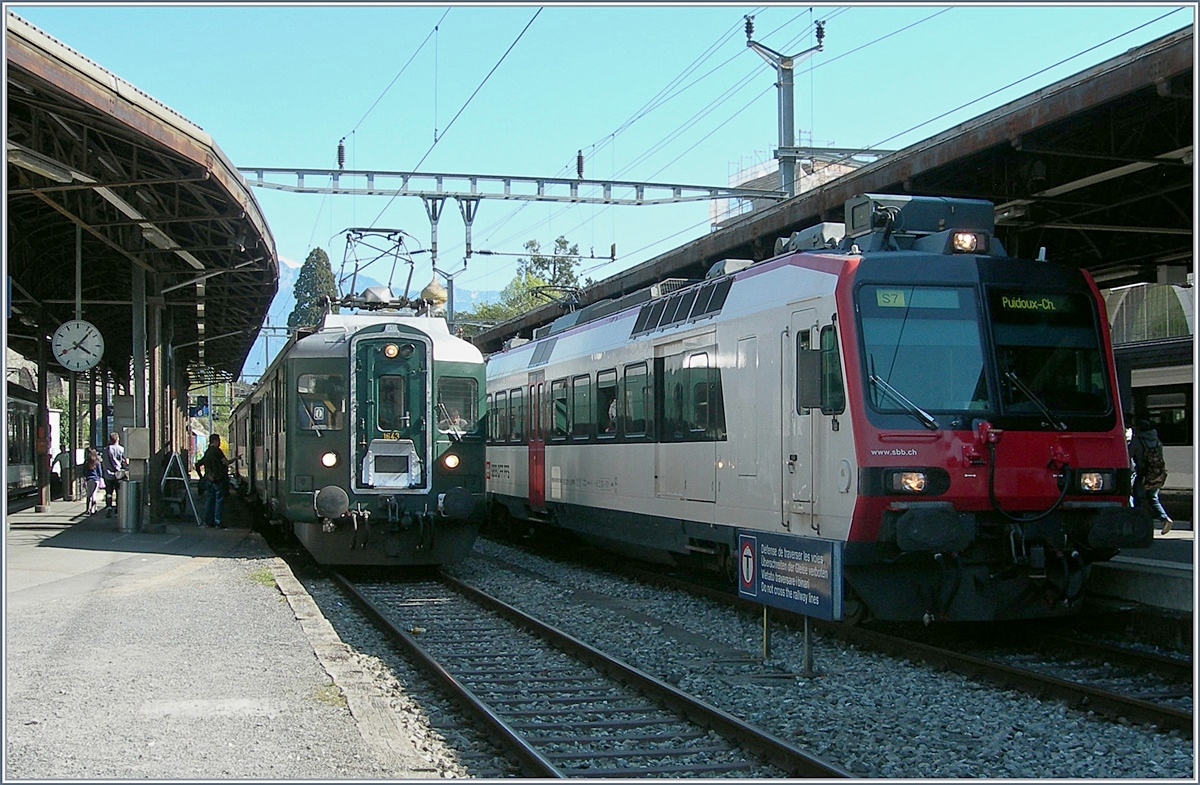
[51,442,71,499]
[101,433,128,517]
[83,449,102,516]
[194,434,230,528]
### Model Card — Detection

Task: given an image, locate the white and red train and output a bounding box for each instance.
[483,194,1153,623]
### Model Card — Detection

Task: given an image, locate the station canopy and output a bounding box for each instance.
[6,12,278,386]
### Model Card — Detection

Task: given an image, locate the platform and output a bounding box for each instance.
[4,494,444,780]
[1087,521,1195,615]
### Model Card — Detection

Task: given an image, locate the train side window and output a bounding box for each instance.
[297,373,345,430]
[821,324,846,415]
[493,391,507,441]
[624,362,650,437]
[663,351,687,442]
[1139,387,1192,447]
[597,369,618,437]
[510,388,524,443]
[571,375,592,440]
[436,376,478,433]
[550,379,569,441]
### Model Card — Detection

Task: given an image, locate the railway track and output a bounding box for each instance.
[819,624,1194,737]
[330,571,850,778]
[487,533,1194,739]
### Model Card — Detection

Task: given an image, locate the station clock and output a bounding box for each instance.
[51,319,105,373]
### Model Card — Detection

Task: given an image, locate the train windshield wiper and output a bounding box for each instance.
[302,402,324,437]
[1004,370,1068,431]
[869,374,939,430]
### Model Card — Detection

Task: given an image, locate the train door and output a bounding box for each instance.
[528,371,546,512]
[785,309,817,531]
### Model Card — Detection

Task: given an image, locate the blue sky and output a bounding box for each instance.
[7,3,1194,378]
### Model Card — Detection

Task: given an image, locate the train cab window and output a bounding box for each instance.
[571,375,592,440]
[795,329,814,415]
[436,377,478,434]
[597,370,618,437]
[624,362,650,437]
[550,379,570,441]
[859,285,986,416]
[820,325,846,415]
[510,388,525,443]
[296,373,345,430]
[989,289,1109,416]
[377,375,410,431]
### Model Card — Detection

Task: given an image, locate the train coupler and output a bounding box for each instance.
[347,507,371,550]
[1028,545,1047,579]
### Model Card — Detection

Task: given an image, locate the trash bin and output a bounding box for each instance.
[118,480,141,533]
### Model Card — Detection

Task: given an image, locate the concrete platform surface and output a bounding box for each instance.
[4,496,446,780]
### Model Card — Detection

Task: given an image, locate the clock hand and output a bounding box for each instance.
[70,329,95,351]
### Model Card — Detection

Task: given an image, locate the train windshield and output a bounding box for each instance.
[436,377,479,434]
[987,290,1110,416]
[297,374,345,430]
[858,285,989,416]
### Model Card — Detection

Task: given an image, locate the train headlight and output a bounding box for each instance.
[1079,471,1110,492]
[892,471,928,493]
[383,343,400,359]
[951,231,987,254]
[442,453,461,470]
[320,451,338,468]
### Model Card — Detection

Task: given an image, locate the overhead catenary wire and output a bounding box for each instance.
[469,10,837,259]
[851,6,1187,156]
[364,6,543,231]
[462,11,837,285]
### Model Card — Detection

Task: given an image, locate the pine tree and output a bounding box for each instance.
[287,248,338,331]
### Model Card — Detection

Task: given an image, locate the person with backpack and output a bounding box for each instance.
[1129,418,1172,533]
[101,432,129,518]
[194,434,230,528]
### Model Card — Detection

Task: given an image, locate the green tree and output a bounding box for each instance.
[287,248,338,331]
[454,236,593,339]
[520,236,588,291]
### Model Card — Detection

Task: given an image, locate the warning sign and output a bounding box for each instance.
[737,531,843,621]
[739,536,757,596]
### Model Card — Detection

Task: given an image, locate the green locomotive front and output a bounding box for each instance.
[237,304,486,566]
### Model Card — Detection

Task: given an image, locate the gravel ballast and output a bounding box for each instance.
[436,538,1194,779]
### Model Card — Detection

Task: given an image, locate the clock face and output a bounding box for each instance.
[51,319,105,373]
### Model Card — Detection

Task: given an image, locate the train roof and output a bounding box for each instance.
[486,195,1033,378]
[288,311,484,365]
[486,252,842,378]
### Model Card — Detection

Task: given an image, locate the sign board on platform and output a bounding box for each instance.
[737,531,843,621]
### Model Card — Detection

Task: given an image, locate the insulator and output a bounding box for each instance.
[577,150,584,180]
[744,15,754,39]
[816,20,825,48]
[610,243,617,262]
[337,139,345,170]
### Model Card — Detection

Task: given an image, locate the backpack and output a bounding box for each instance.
[1138,437,1168,490]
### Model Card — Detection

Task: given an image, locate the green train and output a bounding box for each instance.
[230,288,486,565]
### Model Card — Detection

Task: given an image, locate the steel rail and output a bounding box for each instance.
[331,572,563,778]
[440,572,851,778]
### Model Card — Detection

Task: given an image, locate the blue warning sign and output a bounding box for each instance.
[737,531,843,621]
